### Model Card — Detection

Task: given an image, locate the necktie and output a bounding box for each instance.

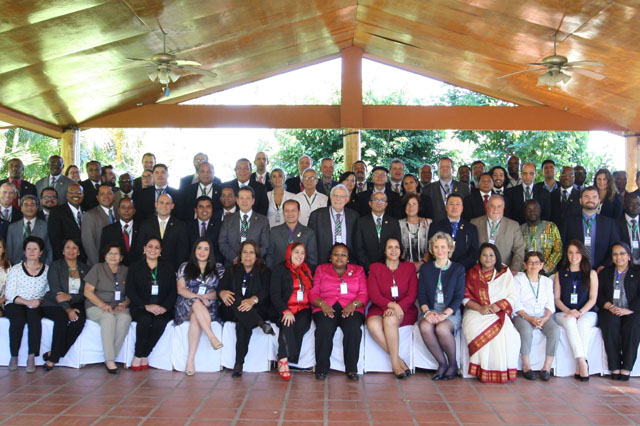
[334,213,342,241]
[225,211,232,216]
[200,221,207,237]
[395,183,400,193]
[50,176,56,186]
[525,186,532,200]
[25,220,32,238]
[562,189,568,202]
[258,175,264,183]
[357,183,364,193]
[2,209,9,222]
[124,193,130,199]
[376,216,383,240]
[155,188,165,200]
[108,209,115,223]
[123,224,130,252]
[160,219,166,239]
[483,194,489,212]
[240,214,249,240]
[76,211,82,227]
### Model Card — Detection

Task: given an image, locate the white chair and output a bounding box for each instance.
[632,345,640,377]
[221,321,274,372]
[268,321,316,369]
[363,325,414,373]
[78,319,131,367]
[171,321,223,372]
[516,328,554,371]
[328,325,365,374]
[126,321,174,370]
[36,318,81,368]
[554,326,606,377]
[412,323,462,373]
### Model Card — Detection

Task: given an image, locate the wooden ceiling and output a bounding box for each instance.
[1,0,639,134]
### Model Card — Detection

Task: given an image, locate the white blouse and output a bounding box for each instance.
[267,190,295,228]
[4,263,49,305]
[0,267,8,298]
[513,272,555,317]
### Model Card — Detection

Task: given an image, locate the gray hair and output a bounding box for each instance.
[330,184,349,197]
[428,231,455,258]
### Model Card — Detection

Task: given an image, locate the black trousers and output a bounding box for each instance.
[4,303,42,357]
[313,303,364,375]
[599,310,640,371]
[130,308,172,358]
[221,297,268,367]
[277,308,311,363]
[41,305,86,363]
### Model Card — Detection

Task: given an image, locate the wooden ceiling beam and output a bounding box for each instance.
[0,105,63,138]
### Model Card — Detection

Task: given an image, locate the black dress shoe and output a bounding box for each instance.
[619,374,630,381]
[395,371,408,379]
[432,373,444,381]
[315,372,327,380]
[574,373,581,380]
[539,370,551,382]
[259,322,275,336]
[43,363,54,372]
[404,369,412,376]
[580,375,590,382]
[42,352,50,362]
[105,365,119,375]
[346,372,359,381]
[443,373,457,381]
[231,370,243,378]
[611,373,620,381]
[523,370,536,381]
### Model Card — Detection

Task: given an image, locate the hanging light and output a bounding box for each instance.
[537,69,571,87]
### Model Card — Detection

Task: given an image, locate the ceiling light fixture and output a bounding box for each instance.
[537,69,571,87]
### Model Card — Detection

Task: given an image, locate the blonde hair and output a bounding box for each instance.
[428,232,455,259]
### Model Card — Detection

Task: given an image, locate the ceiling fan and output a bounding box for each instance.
[127,29,217,96]
[498,33,605,87]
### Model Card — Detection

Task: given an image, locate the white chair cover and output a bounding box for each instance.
[268,321,316,369]
[78,319,131,367]
[126,321,174,370]
[328,325,364,374]
[554,326,606,377]
[363,325,414,373]
[171,321,223,372]
[221,321,274,372]
[412,323,462,373]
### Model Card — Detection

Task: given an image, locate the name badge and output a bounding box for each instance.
[296,290,304,302]
[275,212,281,223]
[242,287,247,296]
[633,241,639,249]
[533,302,543,316]
[335,235,343,243]
[114,290,121,301]
[240,236,247,243]
[584,236,592,246]
[69,278,80,294]
[198,286,207,296]
[488,239,495,245]
[613,288,621,299]
[570,293,578,304]
[151,284,159,296]
[436,291,444,304]
[340,282,348,295]
[391,286,399,298]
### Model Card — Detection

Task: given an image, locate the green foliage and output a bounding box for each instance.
[0,128,59,181]
[78,129,146,177]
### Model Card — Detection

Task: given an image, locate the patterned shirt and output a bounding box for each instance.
[520,220,563,275]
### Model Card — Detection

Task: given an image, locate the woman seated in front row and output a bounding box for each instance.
[175,237,224,376]
[218,240,274,378]
[126,237,177,371]
[84,242,130,374]
[366,237,417,379]
[41,239,89,370]
[513,251,560,382]
[311,243,368,381]
[597,242,640,381]
[553,240,598,382]
[418,232,465,381]
[270,242,313,381]
[462,242,520,383]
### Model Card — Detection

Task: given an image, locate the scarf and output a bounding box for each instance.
[284,243,313,293]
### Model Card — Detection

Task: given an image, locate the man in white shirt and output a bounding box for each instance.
[35,155,73,205]
[39,188,57,222]
[99,197,141,266]
[615,193,640,264]
[352,160,370,194]
[419,164,432,188]
[293,168,328,226]
[217,187,237,220]
[251,151,271,190]
[180,162,222,221]
[82,185,118,266]
[0,183,20,224]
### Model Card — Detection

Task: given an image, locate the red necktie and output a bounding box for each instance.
[483,194,489,213]
[258,175,264,183]
[123,224,130,252]
[9,179,20,209]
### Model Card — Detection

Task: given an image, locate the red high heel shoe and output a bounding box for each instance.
[278,359,291,381]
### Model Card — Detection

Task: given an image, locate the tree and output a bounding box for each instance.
[0,128,59,181]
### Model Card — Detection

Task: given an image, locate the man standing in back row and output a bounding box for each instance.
[422,157,469,223]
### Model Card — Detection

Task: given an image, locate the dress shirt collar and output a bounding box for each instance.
[23,217,36,227]
[625,213,638,223]
[120,219,133,228]
[239,209,253,221]
[67,202,81,216]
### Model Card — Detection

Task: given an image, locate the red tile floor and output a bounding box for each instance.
[0,366,638,426]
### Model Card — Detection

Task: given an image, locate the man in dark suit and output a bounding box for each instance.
[186,196,223,264]
[0,182,23,224]
[99,197,141,266]
[352,160,372,195]
[133,163,180,222]
[0,158,37,209]
[218,186,270,265]
[267,199,318,269]
[133,152,156,193]
[6,194,51,265]
[308,184,358,265]
[81,185,117,266]
[550,166,582,227]
[316,157,337,195]
[79,160,102,211]
[419,164,433,189]
[223,158,269,216]
[284,155,313,194]
[504,162,551,224]
[179,162,222,222]
[354,191,401,273]
[35,155,73,205]
[535,159,560,193]
[250,151,272,191]
[561,186,620,271]
[428,193,479,271]
[421,157,470,223]
[614,192,640,265]
[356,166,401,218]
[388,158,406,196]
[48,183,86,262]
[463,173,494,221]
[178,152,223,190]
[139,193,188,271]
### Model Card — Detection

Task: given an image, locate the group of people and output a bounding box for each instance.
[0,151,638,383]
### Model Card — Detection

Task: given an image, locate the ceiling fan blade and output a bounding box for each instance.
[526,62,546,66]
[565,60,604,67]
[172,59,202,67]
[126,57,152,62]
[567,67,606,80]
[497,68,546,79]
[180,65,218,78]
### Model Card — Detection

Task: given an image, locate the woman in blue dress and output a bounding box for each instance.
[175,237,225,375]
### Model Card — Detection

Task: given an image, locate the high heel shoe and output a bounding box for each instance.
[259,322,275,336]
[277,359,291,381]
[211,340,223,350]
[185,370,195,376]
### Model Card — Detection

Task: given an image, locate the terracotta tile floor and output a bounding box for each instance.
[0,366,638,426]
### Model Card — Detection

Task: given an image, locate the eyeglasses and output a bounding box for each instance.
[302,176,317,181]
[526,261,542,266]
[371,199,387,204]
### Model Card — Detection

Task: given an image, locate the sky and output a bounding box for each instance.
[97,58,625,185]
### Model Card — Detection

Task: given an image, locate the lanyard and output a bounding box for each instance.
[526,274,540,302]
[615,269,626,288]
[303,192,317,208]
[295,271,304,294]
[571,279,579,294]
[450,221,460,239]
[488,219,501,240]
[242,272,249,292]
[436,260,450,292]
[150,266,158,283]
[112,271,120,290]
[200,184,212,197]
[582,217,593,235]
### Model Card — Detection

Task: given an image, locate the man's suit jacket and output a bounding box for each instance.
[81,205,118,266]
[179,173,222,190]
[80,179,100,211]
[422,180,470,222]
[354,180,373,194]
[316,179,337,195]
[186,218,223,265]
[132,186,181,222]
[614,216,634,248]
[223,179,269,216]
[0,178,37,201]
[471,215,524,271]
[218,211,270,265]
[504,184,551,224]
[99,221,142,266]
[251,172,272,191]
[428,218,479,270]
[354,214,402,273]
[48,203,86,262]
[284,175,303,194]
[307,207,358,265]
[179,182,222,222]
[463,189,490,222]
[6,218,52,265]
[139,215,189,271]
[36,175,73,205]
[561,213,620,270]
[0,206,22,224]
[267,222,318,270]
[355,189,402,218]
[550,185,582,227]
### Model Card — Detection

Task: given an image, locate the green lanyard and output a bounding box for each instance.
[488,219,501,240]
[583,217,593,235]
[150,266,158,284]
[526,274,540,302]
[436,260,450,292]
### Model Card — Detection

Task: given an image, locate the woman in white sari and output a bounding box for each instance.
[462,242,520,383]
